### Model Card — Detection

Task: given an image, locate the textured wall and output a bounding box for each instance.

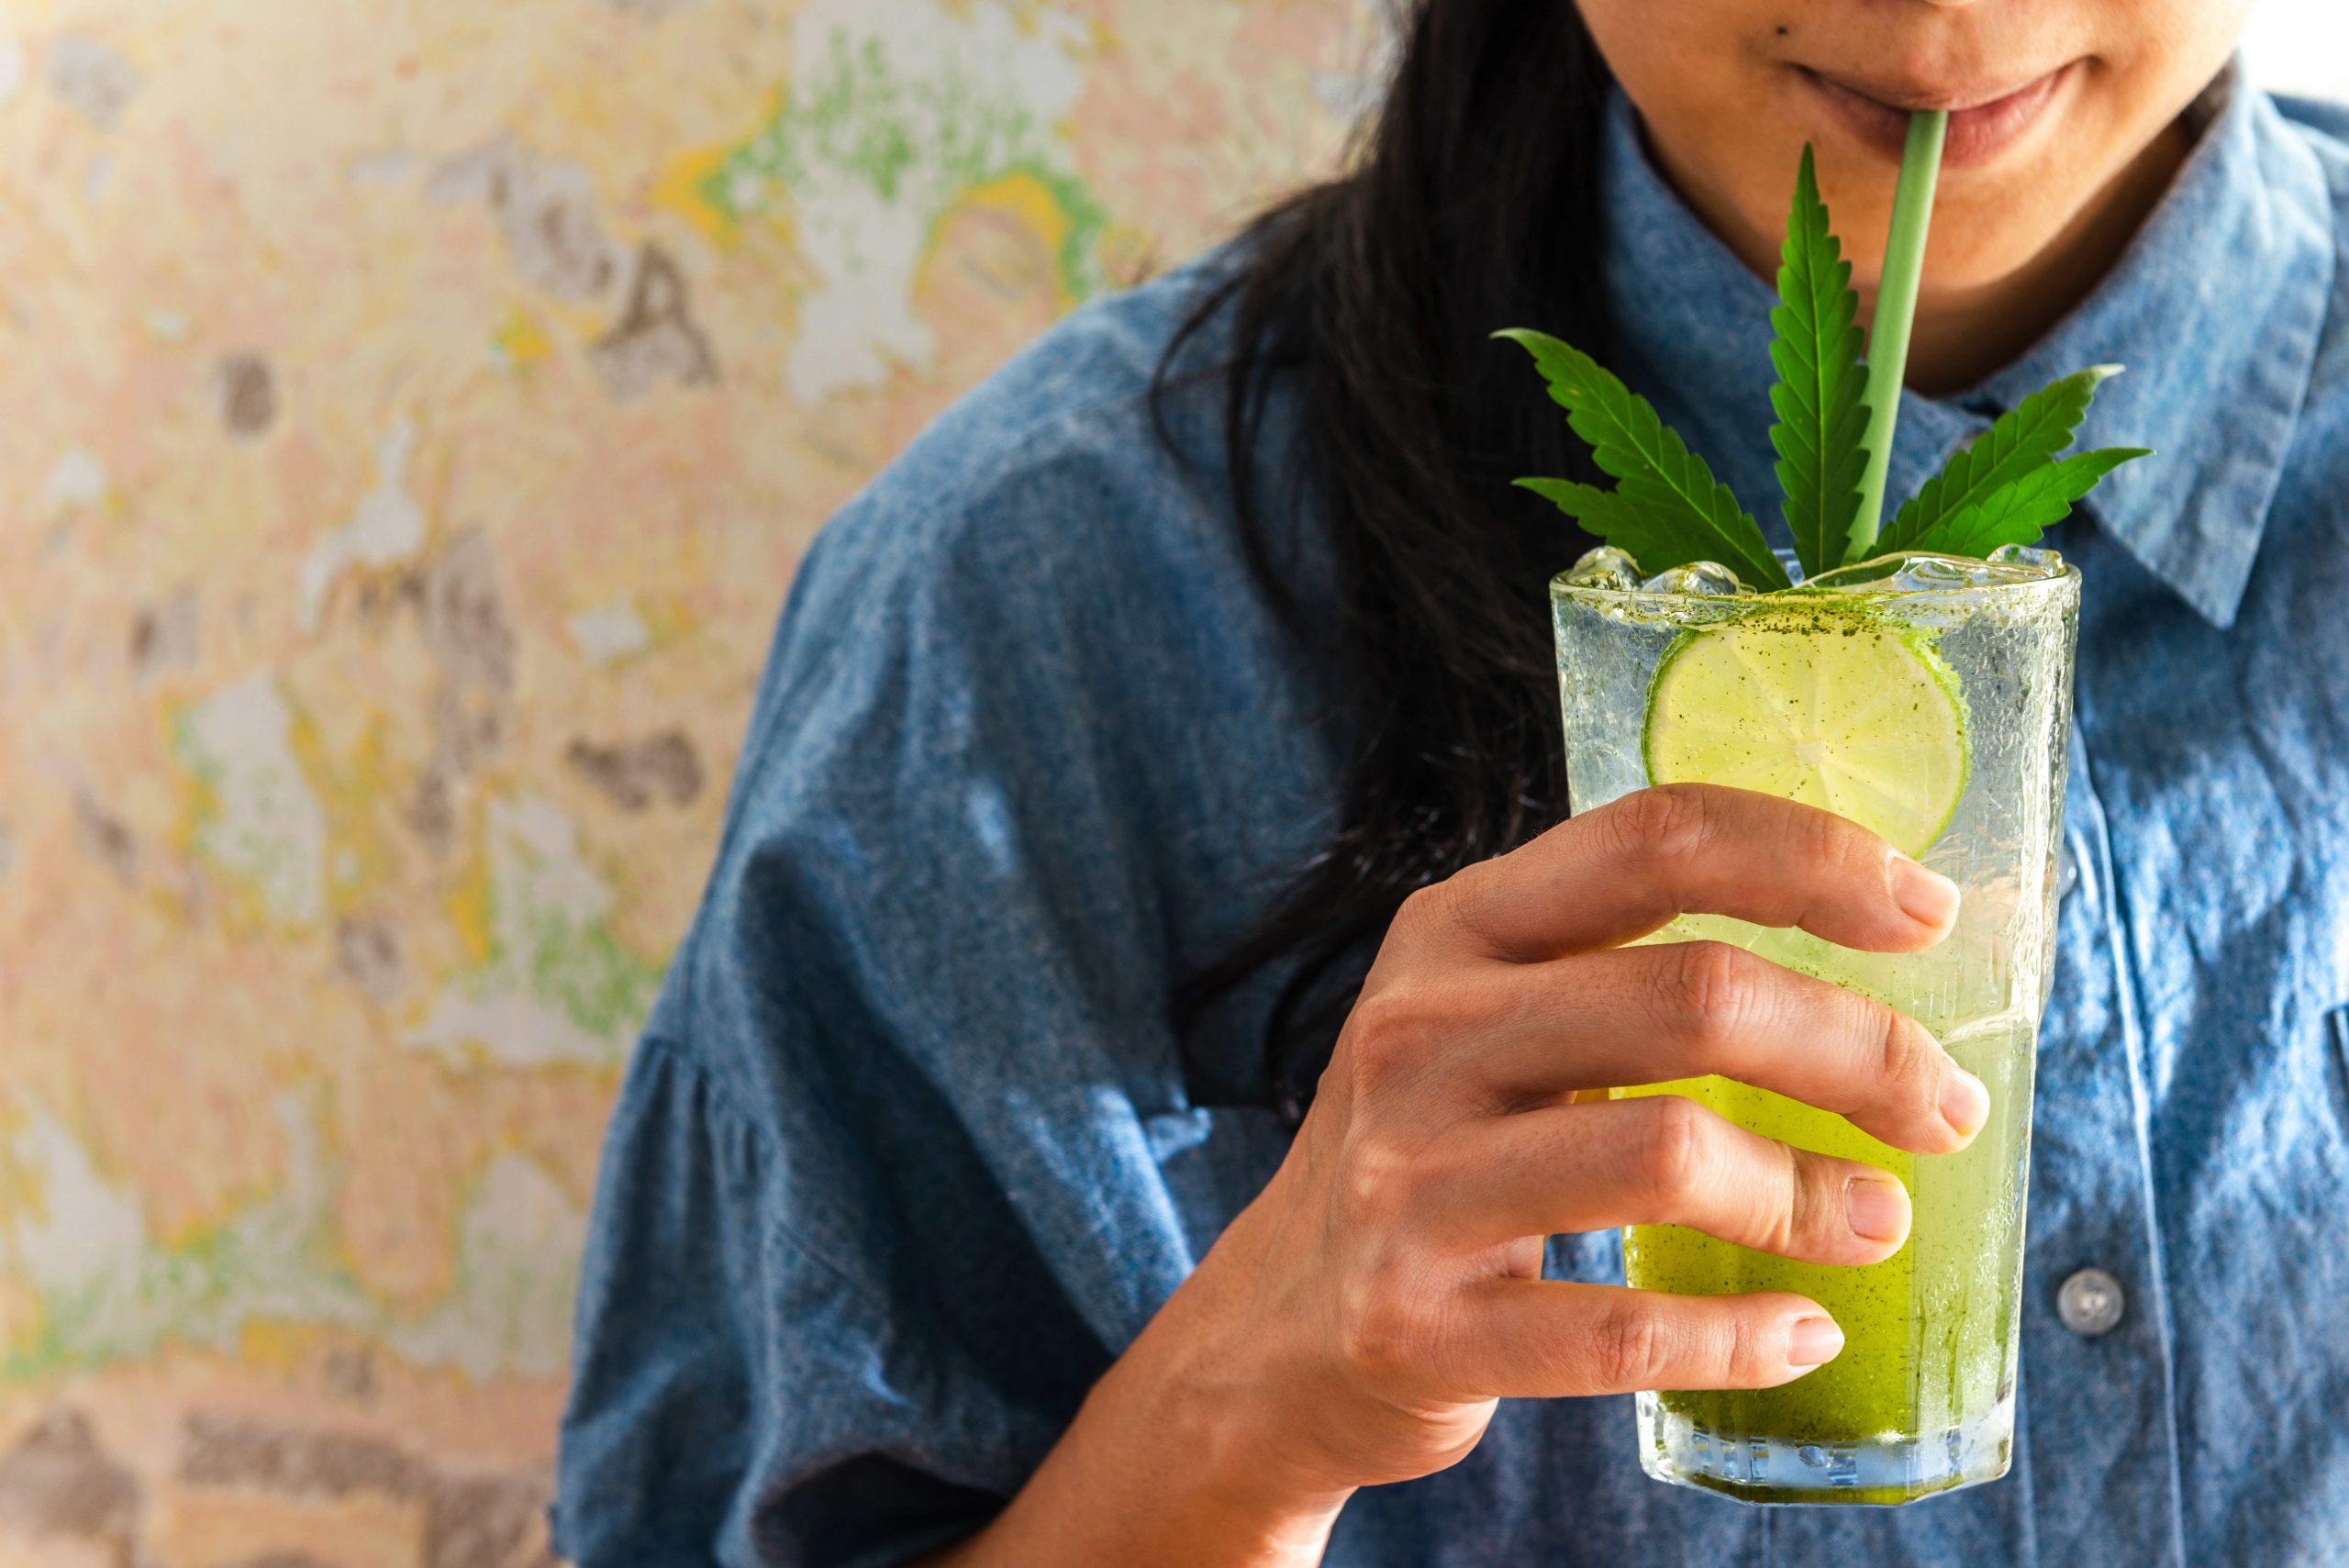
[6,6,2337,1562]
[0,4,1374,1562]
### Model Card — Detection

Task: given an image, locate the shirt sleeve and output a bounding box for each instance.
[550,328,1324,1566]
[551,1034,1033,1568]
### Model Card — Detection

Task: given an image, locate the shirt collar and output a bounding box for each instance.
[1598,64,2336,628]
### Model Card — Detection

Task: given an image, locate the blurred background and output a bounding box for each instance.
[0,4,2339,1563]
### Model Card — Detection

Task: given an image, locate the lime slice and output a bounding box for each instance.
[1642,612,1969,858]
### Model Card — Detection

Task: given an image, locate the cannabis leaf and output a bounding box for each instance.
[1504,150,2150,588]
[1768,146,1871,582]
[1511,475,1778,589]
[1877,366,2123,555]
[1908,446,2151,557]
[1497,328,1790,590]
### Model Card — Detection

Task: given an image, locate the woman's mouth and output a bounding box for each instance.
[1798,62,2074,169]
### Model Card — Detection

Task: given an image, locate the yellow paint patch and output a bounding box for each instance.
[0,1277,46,1362]
[443,839,495,969]
[653,83,796,251]
[492,306,554,370]
[954,170,1077,301]
[237,1316,306,1377]
[164,697,228,877]
[652,142,739,247]
[302,715,397,915]
[0,1098,43,1233]
[159,685,327,936]
[637,591,700,651]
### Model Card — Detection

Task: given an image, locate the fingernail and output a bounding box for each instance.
[1889,855,1961,929]
[1787,1316,1844,1369]
[1941,1066,1991,1140]
[1844,1174,1910,1244]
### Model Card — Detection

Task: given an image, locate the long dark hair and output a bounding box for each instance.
[1159,2,1616,1122]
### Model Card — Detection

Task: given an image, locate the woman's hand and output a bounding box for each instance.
[926,784,1981,1568]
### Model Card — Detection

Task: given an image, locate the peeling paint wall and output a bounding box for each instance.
[0,4,1377,1561]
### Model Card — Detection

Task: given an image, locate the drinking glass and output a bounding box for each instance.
[1551,550,2080,1504]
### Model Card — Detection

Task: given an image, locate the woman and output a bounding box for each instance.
[552,2,2349,1563]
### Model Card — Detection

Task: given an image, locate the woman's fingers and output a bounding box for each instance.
[1293,783,1977,1439]
[1429,1279,1844,1400]
[1347,940,1982,1153]
[1419,783,1960,963]
[1416,1096,1910,1265]
[1548,940,1980,1151]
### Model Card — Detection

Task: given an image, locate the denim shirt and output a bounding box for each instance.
[553,71,2349,1568]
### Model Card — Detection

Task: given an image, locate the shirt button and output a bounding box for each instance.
[2057,1267,2126,1336]
[2057,840,2079,903]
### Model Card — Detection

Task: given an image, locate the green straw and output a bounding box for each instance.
[1849,110,1948,561]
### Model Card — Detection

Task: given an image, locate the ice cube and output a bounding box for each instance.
[1564,545,1642,591]
[1987,542,2065,574]
[1803,551,2052,594]
[1887,555,1983,591]
[1858,550,2066,591]
[1639,561,1749,596]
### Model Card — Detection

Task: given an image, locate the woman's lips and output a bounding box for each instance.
[1799,63,2071,169]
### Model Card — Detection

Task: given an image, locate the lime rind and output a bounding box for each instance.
[1640,605,1971,859]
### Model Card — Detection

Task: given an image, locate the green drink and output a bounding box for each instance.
[1552,548,2080,1504]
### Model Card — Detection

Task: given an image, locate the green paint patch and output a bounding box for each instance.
[523,907,662,1041]
[1,1311,72,1385]
[407,795,665,1068]
[1,1213,358,1387]
[168,678,329,927]
[700,25,1108,302]
[0,1095,583,1390]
